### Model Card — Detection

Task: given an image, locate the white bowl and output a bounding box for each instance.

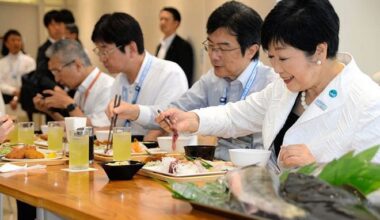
[157,135,197,153]
[229,149,271,167]
[41,125,48,134]
[95,130,112,141]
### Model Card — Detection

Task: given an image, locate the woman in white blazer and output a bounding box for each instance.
[156,0,380,168]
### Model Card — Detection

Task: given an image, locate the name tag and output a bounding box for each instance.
[315,99,327,111]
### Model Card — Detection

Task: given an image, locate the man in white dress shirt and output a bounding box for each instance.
[0,29,36,112]
[91,12,188,141]
[107,2,276,159]
[33,39,114,127]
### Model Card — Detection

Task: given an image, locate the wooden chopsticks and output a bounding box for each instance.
[104,94,121,154]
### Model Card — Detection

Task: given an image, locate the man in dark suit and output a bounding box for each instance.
[156,7,194,85]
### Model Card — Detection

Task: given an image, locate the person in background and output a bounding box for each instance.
[156,7,194,86]
[107,1,276,160]
[33,39,114,127]
[65,23,81,44]
[156,0,380,168]
[0,29,36,113]
[91,12,188,141]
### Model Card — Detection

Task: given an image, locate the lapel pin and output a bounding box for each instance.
[329,89,337,98]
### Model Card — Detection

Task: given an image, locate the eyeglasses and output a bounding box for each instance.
[202,40,240,54]
[93,45,122,58]
[50,60,75,75]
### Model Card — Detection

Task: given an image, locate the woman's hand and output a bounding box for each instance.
[155,108,200,133]
[279,144,316,168]
[0,115,14,142]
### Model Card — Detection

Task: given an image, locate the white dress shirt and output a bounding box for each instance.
[74,67,114,127]
[194,53,380,163]
[136,60,276,160]
[111,52,188,135]
[0,52,36,95]
[156,33,176,59]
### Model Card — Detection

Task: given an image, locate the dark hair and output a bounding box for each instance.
[60,9,75,24]
[206,1,263,60]
[43,10,63,27]
[261,0,339,58]
[161,7,181,22]
[91,12,144,54]
[65,23,81,44]
[1,29,22,56]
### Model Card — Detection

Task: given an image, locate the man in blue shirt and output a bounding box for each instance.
[107,1,276,160]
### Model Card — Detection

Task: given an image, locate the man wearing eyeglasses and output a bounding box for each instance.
[33,39,114,127]
[107,2,276,160]
[91,12,188,141]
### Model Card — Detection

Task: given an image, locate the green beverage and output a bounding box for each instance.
[48,126,64,152]
[113,127,131,161]
[7,126,18,144]
[69,132,89,170]
[18,122,34,145]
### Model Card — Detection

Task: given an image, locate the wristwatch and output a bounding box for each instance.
[65,103,77,112]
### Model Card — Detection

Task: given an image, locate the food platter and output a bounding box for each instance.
[142,166,226,177]
[186,200,268,220]
[139,157,234,182]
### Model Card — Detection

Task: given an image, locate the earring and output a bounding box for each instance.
[316,60,322,65]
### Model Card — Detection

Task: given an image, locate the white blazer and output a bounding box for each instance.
[195,53,380,163]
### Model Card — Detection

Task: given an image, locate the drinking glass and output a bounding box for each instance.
[47,121,64,152]
[68,128,90,170]
[112,127,131,161]
[18,122,34,145]
[7,122,18,144]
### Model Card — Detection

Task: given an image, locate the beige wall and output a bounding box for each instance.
[0,2,40,59]
[1,0,380,78]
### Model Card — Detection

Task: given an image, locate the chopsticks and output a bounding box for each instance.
[157,109,173,129]
[104,94,122,154]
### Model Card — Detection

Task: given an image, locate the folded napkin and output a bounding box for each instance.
[0,164,47,173]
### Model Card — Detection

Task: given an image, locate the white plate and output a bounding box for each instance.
[142,166,226,177]
[1,149,62,162]
[34,140,48,147]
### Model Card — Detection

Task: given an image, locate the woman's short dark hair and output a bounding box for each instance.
[206,1,263,60]
[91,12,144,54]
[1,29,22,56]
[261,0,339,58]
[161,7,181,22]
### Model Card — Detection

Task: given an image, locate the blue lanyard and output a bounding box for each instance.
[219,60,259,105]
[123,54,153,126]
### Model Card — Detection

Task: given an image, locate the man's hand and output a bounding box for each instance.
[106,100,140,121]
[43,89,73,109]
[33,93,49,113]
[0,115,14,142]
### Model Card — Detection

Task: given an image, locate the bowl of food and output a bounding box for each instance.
[184,145,216,161]
[95,130,111,141]
[100,160,144,181]
[142,141,158,149]
[229,149,271,167]
[157,135,197,153]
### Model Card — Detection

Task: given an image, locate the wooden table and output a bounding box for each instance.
[0,163,225,220]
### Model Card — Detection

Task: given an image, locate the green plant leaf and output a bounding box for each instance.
[318,145,380,195]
